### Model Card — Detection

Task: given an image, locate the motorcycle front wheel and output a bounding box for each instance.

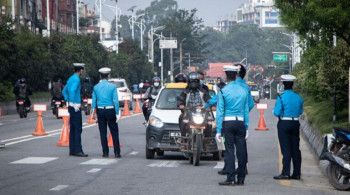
[193,134,202,166]
[328,163,350,191]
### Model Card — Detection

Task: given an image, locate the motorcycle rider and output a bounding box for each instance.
[142,77,161,121]
[13,78,32,111]
[177,72,211,147]
[51,78,64,108]
[174,73,187,83]
[81,77,93,99]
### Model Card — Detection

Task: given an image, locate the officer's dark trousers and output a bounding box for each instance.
[223,120,247,182]
[68,106,83,154]
[277,120,301,176]
[97,108,120,155]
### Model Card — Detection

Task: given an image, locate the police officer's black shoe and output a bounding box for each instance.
[236,180,244,186]
[290,175,300,180]
[273,174,290,180]
[218,180,235,186]
[102,154,108,158]
[218,169,227,175]
[74,152,88,157]
[115,154,121,158]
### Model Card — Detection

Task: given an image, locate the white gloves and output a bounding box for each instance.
[215,133,222,143]
[116,115,119,123]
[73,104,80,112]
[245,131,249,140]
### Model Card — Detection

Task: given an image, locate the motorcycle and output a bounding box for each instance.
[52,98,66,119]
[81,97,91,115]
[320,127,350,191]
[177,107,219,166]
[144,99,154,122]
[16,96,29,118]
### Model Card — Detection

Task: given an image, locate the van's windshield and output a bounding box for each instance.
[156,88,184,110]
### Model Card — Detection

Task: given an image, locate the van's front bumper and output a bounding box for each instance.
[146,123,181,151]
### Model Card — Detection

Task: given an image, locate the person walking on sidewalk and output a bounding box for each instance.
[273,74,304,180]
[92,68,121,158]
[62,63,88,157]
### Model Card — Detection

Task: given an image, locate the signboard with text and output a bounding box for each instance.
[160,40,178,49]
[273,54,288,62]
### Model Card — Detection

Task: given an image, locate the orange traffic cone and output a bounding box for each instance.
[108,134,123,148]
[122,100,130,116]
[86,111,96,124]
[133,98,142,114]
[255,109,269,131]
[57,116,70,146]
[32,111,48,136]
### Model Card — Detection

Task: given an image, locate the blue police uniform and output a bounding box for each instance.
[273,76,304,179]
[217,75,249,184]
[92,69,120,157]
[236,77,255,112]
[63,71,85,156]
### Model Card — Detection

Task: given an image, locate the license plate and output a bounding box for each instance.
[83,99,88,102]
[18,101,24,105]
[170,132,180,137]
[55,102,61,105]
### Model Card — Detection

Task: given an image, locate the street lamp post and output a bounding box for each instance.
[185,53,190,71]
[105,1,121,53]
[148,25,165,75]
[179,38,186,73]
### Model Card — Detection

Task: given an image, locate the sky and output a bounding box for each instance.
[88,0,247,26]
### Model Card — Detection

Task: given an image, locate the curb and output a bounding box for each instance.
[299,115,329,176]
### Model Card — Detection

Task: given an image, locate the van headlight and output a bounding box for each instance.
[193,115,204,125]
[149,116,164,128]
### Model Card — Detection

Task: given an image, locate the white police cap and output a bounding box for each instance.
[73,63,85,68]
[223,65,240,72]
[99,67,111,74]
[281,74,296,82]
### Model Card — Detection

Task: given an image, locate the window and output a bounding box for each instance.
[110,81,125,88]
[270,12,279,17]
[67,0,70,5]
[156,89,184,110]
[265,19,278,24]
[265,12,269,17]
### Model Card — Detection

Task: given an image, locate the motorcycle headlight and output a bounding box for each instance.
[149,116,164,128]
[193,115,205,125]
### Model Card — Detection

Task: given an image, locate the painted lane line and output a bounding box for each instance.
[147,161,179,168]
[129,151,139,155]
[87,168,102,173]
[10,157,58,164]
[50,185,69,191]
[80,159,118,165]
[164,161,179,168]
[214,162,224,169]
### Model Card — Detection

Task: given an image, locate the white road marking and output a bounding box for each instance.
[87,168,102,173]
[214,162,224,169]
[10,157,58,164]
[129,151,138,155]
[147,161,179,168]
[49,185,69,191]
[80,159,118,165]
[0,123,3,125]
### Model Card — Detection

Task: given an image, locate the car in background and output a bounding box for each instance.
[146,83,221,160]
[108,78,133,110]
[247,82,260,103]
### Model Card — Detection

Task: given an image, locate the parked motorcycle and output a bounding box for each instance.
[320,127,350,191]
[178,107,219,166]
[52,98,66,119]
[16,96,29,118]
[81,97,91,115]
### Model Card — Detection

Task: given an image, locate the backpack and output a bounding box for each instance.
[19,85,27,96]
[52,82,62,95]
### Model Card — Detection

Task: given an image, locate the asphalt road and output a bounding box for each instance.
[0,100,348,195]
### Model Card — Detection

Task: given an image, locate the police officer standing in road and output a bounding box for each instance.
[273,75,304,180]
[216,65,249,186]
[62,63,88,157]
[92,68,121,158]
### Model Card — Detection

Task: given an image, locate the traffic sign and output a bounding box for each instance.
[160,40,177,49]
[273,54,288,62]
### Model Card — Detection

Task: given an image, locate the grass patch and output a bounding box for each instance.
[30,91,51,99]
[302,94,349,135]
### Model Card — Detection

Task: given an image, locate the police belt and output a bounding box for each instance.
[97,106,114,109]
[224,116,244,121]
[68,102,81,107]
[280,117,299,121]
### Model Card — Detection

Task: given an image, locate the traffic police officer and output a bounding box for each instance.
[62,63,88,157]
[216,65,249,186]
[273,75,304,180]
[92,68,121,158]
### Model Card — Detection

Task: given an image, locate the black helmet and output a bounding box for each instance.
[152,77,161,83]
[84,77,90,82]
[19,78,26,84]
[175,73,187,83]
[187,72,200,89]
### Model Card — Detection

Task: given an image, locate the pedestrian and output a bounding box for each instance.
[62,63,88,157]
[92,67,121,158]
[216,65,249,186]
[273,75,303,180]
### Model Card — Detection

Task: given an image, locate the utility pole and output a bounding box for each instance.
[170,33,174,82]
[115,0,119,53]
[99,0,102,41]
[140,17,143,49]
[179,38,186,73]
[76,0,79,34]
[46,0,50,37]
[160,32,164,85]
